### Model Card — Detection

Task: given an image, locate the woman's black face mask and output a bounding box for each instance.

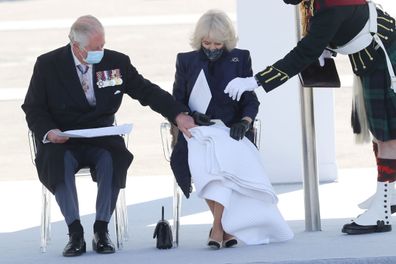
[283,0,303,5]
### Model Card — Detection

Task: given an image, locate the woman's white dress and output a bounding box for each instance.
[186,124,293,245]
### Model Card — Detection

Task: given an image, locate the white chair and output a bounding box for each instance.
[28,130,129,253]
[160,119,261,247]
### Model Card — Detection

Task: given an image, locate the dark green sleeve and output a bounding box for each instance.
[255,8,348,93]
[274,9,346,76]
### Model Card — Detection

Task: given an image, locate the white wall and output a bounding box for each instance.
[236,0,337,183]
[380,0,396,15]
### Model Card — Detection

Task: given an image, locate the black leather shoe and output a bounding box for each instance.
[392,205,396,214]
[342,221,392,235]
[92,231,115,254]
[63,232,86,257]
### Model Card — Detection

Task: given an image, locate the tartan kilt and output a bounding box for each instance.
[361,40,396,141]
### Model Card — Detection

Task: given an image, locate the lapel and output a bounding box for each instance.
[92,52,118,110]
[56,45,91,108]
[92,56,108,110]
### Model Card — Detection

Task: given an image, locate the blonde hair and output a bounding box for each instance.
[190,9,237,51]
[69,15,104,47]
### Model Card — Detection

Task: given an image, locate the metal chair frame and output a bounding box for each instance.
[28,130,129,253]
[160,119,261,247]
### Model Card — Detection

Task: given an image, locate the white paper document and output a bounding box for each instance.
[55,123,133,138]
[188,69,212,113]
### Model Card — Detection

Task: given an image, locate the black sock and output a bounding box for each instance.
[93,220,108,233]
[68,220,83,235]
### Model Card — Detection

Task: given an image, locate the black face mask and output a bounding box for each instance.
[283,0,303,5]
[202,46,224,61]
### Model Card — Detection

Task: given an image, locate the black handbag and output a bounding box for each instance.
[153,206,173,249]
[299,58,341,88]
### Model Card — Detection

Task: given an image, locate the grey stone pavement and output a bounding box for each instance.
[0,0,376,183]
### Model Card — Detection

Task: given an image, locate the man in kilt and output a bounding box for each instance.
[224,0,396,235]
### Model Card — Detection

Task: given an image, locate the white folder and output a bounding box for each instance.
[188,69,212,113]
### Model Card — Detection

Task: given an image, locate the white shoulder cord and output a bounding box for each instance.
[367,0,396,93]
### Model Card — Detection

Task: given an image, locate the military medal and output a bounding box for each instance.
[96,69,123,88]
[96,71,105,88]
[111,69,123,85]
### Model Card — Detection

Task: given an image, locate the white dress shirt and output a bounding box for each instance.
[71,50,96,106]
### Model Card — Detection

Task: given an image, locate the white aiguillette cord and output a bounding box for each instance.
[368,1,396,93]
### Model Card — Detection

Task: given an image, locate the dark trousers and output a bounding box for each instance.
[54,147,120,225]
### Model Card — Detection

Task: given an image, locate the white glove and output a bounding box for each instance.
[318,49,333,67]
[224,77,258,101]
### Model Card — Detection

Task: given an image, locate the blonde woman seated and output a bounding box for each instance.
[170,9,293,249]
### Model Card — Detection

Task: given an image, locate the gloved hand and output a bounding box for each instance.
[224,76,258,101]
[190,111,215,126]
[230,120,250,140]
[318,49,333,67]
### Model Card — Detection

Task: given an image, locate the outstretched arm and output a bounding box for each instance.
[224,8,345,101]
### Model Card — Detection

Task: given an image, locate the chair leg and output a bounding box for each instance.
[119,189,128,241]
[172,180,182,247]
[114,189,128,249]
[40,185,51,253]
[253,118,262,150]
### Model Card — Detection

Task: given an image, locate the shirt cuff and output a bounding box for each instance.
[42,130,52,144]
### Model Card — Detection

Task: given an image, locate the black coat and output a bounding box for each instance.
[22,45,187,193]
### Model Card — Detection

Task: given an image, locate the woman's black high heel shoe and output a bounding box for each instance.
[222,232,237,248]
[223,237,238,248]
[207,228,222,249]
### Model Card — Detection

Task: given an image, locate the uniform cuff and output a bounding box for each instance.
[255,66,289,93]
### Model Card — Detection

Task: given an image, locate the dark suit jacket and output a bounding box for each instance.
[22,44,187,193]
[170,48,260,197]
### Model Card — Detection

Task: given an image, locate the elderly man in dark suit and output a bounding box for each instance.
[22,15,195,257]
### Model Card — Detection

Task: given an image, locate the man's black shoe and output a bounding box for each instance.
[63,232,86,257]
[92,231,115,254]
[342,221,392,235]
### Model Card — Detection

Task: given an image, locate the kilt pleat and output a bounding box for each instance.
[361,41,396,141]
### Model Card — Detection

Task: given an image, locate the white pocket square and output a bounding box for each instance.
[114,90,121,95]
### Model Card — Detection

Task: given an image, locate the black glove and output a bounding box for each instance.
[191,111,215,126]
[230,120,250,140]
